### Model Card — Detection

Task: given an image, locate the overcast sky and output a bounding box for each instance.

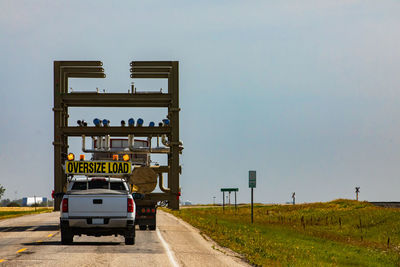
[1,0,400,204]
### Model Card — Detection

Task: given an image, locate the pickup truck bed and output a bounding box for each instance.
[60,178,135,245]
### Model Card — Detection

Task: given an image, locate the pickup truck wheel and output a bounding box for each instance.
[139,225,147,230]
[125,227,135,245]
[148,225,156,231]
[61,228,73,245]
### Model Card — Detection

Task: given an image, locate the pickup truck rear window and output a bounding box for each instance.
[71,181,127,190]
[89,180,108,189]
[71,182,87,190]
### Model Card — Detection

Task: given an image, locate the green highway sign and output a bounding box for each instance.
[221,188,239,192]
[249,170,256,188]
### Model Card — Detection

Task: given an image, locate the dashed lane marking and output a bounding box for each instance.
[0,259,5,263]
[47,234,54,237]
[16,248,27,253]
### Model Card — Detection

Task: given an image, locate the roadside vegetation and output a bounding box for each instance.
[168,200,400,266]
[0,207,53,220]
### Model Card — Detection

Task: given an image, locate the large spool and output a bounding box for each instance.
[128,167,157,193]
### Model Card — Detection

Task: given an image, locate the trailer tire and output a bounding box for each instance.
[148,225,156,231]
[125,237,135,245]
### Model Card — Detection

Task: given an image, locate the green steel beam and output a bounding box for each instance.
[130,73,169,79]
[130,61,173,67]
[168,61,180,210]
[61,93,171,107]
[58,61,103,66]
[130,67,171,73]
[60,67,104,73]
[66,73,106,78]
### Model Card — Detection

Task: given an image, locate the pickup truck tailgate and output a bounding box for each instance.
[68,192,128,217]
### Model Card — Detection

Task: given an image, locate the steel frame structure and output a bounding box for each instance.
[53,61,181,210]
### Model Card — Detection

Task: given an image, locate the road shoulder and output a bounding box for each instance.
[158,210,250,267]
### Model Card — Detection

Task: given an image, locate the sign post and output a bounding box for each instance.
[249,170,256,223]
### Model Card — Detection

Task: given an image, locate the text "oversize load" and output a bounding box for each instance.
[66,161,131,174]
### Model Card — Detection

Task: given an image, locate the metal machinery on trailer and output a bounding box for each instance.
[53,60,183,231]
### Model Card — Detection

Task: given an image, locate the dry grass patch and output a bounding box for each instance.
[0,207,53,220]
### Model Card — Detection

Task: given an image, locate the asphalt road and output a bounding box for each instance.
[0,210,248,267]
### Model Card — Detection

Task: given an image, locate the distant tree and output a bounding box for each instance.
[0,198,11,207]
[14,198,23,206]
[0,184,5,200]
[7,202,20,207]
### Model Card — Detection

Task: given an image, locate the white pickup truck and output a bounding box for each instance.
[60,177,135,245]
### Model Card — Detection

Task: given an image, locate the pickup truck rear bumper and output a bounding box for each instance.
[60,219,135,237]
[61,218,134,228]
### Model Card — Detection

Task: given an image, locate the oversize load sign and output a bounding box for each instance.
[66,161,131,175]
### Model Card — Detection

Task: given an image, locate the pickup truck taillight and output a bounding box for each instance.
[127,198,134,213]
[62,198,68,212]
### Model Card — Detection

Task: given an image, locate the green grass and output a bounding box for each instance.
[0,207,53,220]
[167,200,400,266]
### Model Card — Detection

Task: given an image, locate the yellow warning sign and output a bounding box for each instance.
[66,161,131,175]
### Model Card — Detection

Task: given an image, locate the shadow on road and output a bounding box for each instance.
[22,241,122,246]
[0,225,59,232]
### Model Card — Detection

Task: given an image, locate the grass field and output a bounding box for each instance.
[0,207,53,220]
[168,200,400,266]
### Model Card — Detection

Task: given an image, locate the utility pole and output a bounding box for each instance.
[355,187,360,201]
[213,196,216,205]
[292,192,296,205]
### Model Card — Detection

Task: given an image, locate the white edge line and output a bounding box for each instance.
[156,228,180,267]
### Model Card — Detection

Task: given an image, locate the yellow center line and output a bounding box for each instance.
[47,233,53,237]
[16,248,27,253]
[37,240,43,243]
[0,259,5,263]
